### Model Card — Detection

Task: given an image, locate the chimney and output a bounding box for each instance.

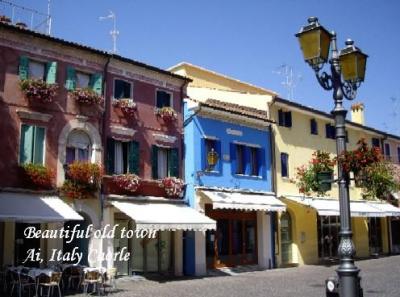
[351,102,365,125]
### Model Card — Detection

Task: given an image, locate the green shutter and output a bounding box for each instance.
[20,124,34,164]
[151,145,158,179]
[90,73,103,95]
[33,127,45,164]
[46,61,57,84]
[128,141,139,175]
[106,138,115,174]
[65,66,76,91]
[168,148,179,177]
[19,56,29,80]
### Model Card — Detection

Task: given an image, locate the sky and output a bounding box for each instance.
[2,0,400,135]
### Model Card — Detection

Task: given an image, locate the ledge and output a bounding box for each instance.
[110,125,137,137]
[152,133,177,144]
[16,109,52,122]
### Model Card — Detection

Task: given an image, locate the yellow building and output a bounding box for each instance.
[169,62,400,268]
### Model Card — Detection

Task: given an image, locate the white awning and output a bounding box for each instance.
[111,201,216,231]
[200,190,286,212]
[368,202,400,217]
[392,192,399,200]
[284,196,386,217]
[0,192,83,222]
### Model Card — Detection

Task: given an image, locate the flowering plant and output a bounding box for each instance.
[112,98,137,117]
[155,106,177,122]
[160,177,184,197]
[19,79,58,103]
[21,163,54,190]
[71,88,103,106]
[296,151,335,196]
[60,161,102,199]
[113,173,141,193]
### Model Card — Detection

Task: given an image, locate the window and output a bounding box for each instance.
[156,90,172,108]
[250,147,259,176]
[397,147,400,163]
[106,138,139,175]
[230,143,263,177]
[281,153,289,178]
[114,79,132,99]
[66,130,91,164]
[19,124,45,165]
[325,124,336,139]
[204,138,221,171]
[310,119,318,135]
[151,146,179,179]
[345,131,349,143]
[235,144,245,174]
[19,56,57,84]
[278,109,292,128]
[76,72,91,89]
[384,143,391,160]
[372,138,380,148]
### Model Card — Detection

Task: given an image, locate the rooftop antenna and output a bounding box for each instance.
[273,64,302,100]
[47,0,52,35]
[99,10,119,54]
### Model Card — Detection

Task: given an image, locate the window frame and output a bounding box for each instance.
[19,123,46,165]
[249,146,259,176]
[384,143,391,160]
[235,144,246,175]
[371,138,381,148]
[75,70,91,89]
[280,152,289,178]
[310,118,318,135]
[325,123,336,139]
[278,109,292,128]
[155,89,173,109]
[113,78,133,100]
[28,60,46,81]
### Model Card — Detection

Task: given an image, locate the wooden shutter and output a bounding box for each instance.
[46,61,57,84]
[90,73,103,95]
[151,145,158,179]
[33,127,45,164]
[168,148,179,177]
[285,111,292,127]
[281,153,288,177]
[65,66,76,91]
[278,109,283,126]
[19,56,29,80]
[20,124,34,164]
[128,141,139,175]
[106,138,115,174]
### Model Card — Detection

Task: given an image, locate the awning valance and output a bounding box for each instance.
[368,202,400,217]
[111,200,216,231]
[0,192,83,222]
[200,190,286,212]
[283,196,394,217]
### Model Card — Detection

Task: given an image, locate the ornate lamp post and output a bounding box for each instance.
[296,17,368,297]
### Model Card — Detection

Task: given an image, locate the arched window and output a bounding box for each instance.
[66,130,91,164]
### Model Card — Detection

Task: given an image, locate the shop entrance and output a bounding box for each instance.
[15,223,41,267]
[280,212,292,264]
[390,218,400,253]
[317,216,340,260]
[205,206,257,268]
[368,217,383,255]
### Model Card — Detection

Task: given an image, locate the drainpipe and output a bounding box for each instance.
[268,124,277,268]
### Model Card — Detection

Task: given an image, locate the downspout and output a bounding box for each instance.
[380,136,392,254]
[268,123,278,268]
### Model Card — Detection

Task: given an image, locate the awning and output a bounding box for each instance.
[368,202,400,217]
[284,196,386,217]
[0,192,83,222]
[392,192,399,200]
[111,200,216,231]
[200,190,286,212]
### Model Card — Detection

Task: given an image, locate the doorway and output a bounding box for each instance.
[15,223,41,267]
[368,217,383,255]
[280,212,293,264]
[317,216,340,260]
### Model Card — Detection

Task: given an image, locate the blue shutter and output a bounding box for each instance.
[46,61,57,84]
[19,56,29,80]
[90,73,103,95]
[244,146,251,175]
[106,138,115,174]
[33,127,45,165]
[20,124,34,164]
[151,145,158,179]
[128,141,139,175]
[65,66,76,91]
[215,140,222,173]
[281,153,288,177]
[257,147,266,178]
[201,138,206,171]
[230,143,236,175]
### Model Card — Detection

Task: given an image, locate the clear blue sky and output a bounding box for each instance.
[4,0,400,135]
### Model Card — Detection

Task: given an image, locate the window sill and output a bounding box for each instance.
[203,170,221,176]
[234,174,263,180]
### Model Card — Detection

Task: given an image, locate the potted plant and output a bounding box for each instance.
[20,163,54,190]
[112,98,137,117]
[113,173,141,193]
[60,161,102,199]
[19,79,58,103]
[160,177,184,197]
[70,88,103,106]
[155,106,177,122]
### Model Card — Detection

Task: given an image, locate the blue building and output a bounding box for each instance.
[183,98,286,275]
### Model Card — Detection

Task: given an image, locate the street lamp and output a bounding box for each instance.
[296,17,368,297]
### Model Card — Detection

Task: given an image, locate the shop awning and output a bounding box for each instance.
[0,192,83,222]
[111,200,216,231]
[368,202,400,217]
[284,196,386,217]
[200,190,286,212]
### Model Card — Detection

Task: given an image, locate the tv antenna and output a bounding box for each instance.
[99,10,119,54]
[273,64,302,100]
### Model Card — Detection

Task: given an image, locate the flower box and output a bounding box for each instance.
[112,98,137,117]
[71,88,103,106]
[160,177,184,197]
[155,107,177,122]
[112,174,141,193]
[20,163,54,190]
[19,79,58,103]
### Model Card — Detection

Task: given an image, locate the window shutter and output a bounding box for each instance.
[106,138,115,174]
[46,61,57,84]
[325,124,330,138]
[151,145,158,179]
[168,148,179,177]
[128,141,140,175]
[65,66,76,91]
[20,124,34,164]
[19,56,29,80]
[215,140,222,172]
[244,146,251,175]
[278,110,283,126]
[281,153,288,177]
[90,73,103,95]
[257,148,266,178]
[285,112,292,127]
[230,143,236,175]
[33,127,45,165]
[201,138,206,171]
